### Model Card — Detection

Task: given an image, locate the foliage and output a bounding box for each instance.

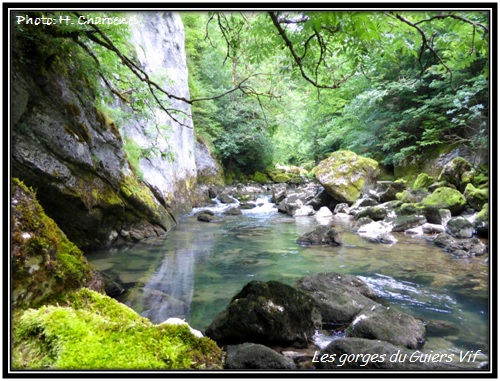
[12,288,223,370]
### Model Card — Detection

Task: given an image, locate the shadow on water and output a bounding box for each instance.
[86,194,489,356]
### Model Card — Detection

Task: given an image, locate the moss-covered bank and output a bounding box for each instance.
[12,289,223,370]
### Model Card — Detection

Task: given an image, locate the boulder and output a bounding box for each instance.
[422,223,445,235]
[218,194,236,204]
[438,157,475,192]
[446,217,474,238]
[223,208,243,216]
[474,203,489,238]
[295,273,378,326]
[197,213,217,222]
[224,343,296,369]
[421,187,467,216]
[296,226,343,246]
[271,184,288,204]
[374,180,407,202]
[316,206,333,217]
[347,305,426,349]
[334,203,350,214]
[354,206,388,221]
[412,173,435,191]
[385,214,427,232]
[313,150,379,204]
[205,280,321,348]
[464,183,488,211]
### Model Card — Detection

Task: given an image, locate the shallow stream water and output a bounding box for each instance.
[86,195,490,360]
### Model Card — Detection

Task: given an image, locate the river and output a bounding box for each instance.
[86,194,489,359]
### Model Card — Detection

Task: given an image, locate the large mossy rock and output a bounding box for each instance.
[313,150,379,204]
[464,183,488,211]
[12,288,223,370]
[11,178,102,309]
[205,280,321,348]
[412,173,435,191]
[438,157,475,192]
[347,305,426,349]
[421,187,467,216]
[295,273,378,326]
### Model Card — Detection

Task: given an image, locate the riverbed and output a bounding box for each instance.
[86,195,489,359]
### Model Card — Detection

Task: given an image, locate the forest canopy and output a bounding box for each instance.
[13,9,490,175]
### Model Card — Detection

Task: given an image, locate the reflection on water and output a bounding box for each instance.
[86,194,489,356]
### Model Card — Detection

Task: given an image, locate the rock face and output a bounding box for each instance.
[313,150,379,204]
[11,179,102,309]
[11,12,220,249]
[205,280,321,348]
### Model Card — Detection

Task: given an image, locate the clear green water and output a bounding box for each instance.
[86,195,490,358]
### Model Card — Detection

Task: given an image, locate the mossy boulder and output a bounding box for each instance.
[464,183,488,211]
[12,288,223,370]
[421,187,467,216]
[313,150,379,204]
[438,157,475,192]
[205,280,321,348]
[412,173,434,191]
[252,171,270,184]
[268,171,291,183]
[474,203,489,237]
[11,178,101,309]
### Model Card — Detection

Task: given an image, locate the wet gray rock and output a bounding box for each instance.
[224,207,243,216]
[354,206,388,221]
[386,214,427,232]
[296,226,343,246]
[197,213,217,222]
[347,305,426,349]
[295,273,378,326]
[446,217,474,238]
[205,280,321,348]
[224,343,296,369]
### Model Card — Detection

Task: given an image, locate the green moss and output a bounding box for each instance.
[63,122,92,144]
[413,173,434,191]
[13,289,223,370]
[476,203,489,224]
[464,183,489,210]
[96,109,122,141]
[421,187,466,215]
[252,171,270,184]
[267,170,292,183]
[11,178,94,309]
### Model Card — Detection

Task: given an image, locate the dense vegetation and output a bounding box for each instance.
[182,11,489,176]
[13,10,489,178]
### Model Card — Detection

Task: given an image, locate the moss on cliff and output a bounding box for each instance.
[11,178,96,309]
[12,288,223,370]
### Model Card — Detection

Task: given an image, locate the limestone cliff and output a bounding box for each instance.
[11,11,222,250]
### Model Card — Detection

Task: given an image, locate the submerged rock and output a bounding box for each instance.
[205,280,321,348]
